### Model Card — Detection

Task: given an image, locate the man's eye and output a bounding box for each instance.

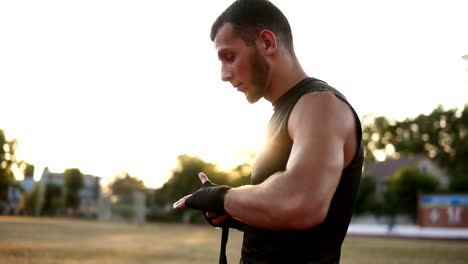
[225,53,235,62]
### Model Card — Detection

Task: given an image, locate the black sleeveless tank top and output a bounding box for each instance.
[240,78,364,264]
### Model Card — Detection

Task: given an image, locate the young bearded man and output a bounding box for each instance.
[173,1,364,263]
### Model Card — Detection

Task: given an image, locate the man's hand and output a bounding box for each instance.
[173,172,231,215]
[205,211,246,231]
[205,212,229,226]
[173,172,246,230]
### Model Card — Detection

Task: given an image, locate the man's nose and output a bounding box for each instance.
[221,64,233,82]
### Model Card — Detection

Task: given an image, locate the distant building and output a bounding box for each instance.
[39,167,101,217]
[364,154,449,201]
[40,167,63,186]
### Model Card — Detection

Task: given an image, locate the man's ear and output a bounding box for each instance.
[257,29,277,56]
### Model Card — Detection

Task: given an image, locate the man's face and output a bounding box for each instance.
[214,23,269,104]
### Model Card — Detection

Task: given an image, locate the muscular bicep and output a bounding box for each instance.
[284,92,352,224]
[223,91,357,230]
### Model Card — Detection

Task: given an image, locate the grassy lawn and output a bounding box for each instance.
[1,216,468,264]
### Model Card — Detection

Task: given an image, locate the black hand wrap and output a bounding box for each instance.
[185,180,231,215]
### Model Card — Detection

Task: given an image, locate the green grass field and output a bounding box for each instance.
[1,216,468,264]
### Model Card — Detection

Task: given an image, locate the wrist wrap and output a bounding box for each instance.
[185,180,231,215]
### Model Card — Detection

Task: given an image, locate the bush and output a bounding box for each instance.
[384,167,440,220]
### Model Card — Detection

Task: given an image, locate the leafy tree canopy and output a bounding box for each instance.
[384,167,440,219]
[0,129,17,203]
[63,168,84,190]
[362,105,468,192]
[109,173,146,196]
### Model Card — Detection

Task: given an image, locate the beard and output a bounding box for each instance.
[245,49,270,104]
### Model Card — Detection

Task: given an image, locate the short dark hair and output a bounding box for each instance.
[210,0,294,53]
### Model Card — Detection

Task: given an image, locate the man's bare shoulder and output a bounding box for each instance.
[289,90,359,166]
[290,91,354,128]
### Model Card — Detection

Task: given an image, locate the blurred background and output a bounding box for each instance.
[1,1,468,263]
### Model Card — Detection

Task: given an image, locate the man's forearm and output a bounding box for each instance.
[224,172,308,230]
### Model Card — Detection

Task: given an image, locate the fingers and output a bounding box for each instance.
[206,212,229,226]
[212,215,229,226]
[198,172,208,184]
[206,211,218,218]
[172,194,192,210]
[173,172,208,210]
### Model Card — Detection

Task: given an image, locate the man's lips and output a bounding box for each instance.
[234,83,245,92]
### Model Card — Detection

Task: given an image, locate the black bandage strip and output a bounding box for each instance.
[219,226,229,264]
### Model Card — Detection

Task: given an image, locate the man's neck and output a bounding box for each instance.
[265,56,308,104]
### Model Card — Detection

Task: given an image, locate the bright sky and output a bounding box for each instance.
[1,0,467,189]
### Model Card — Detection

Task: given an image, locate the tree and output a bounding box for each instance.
[383,167,440,220]
[108,173,147,223]
[146,183,180,222]
[17,161,35,178]
[109,173,146,196]
[42,183,64,216]
[362,105,468,192]
[63,168,84,213]
[24,183,42,216]
[163,154,254,201]
[150,154,253,223]
[0,129,17,213]
[353,175,377,215]
[164,155,225,202]
[229,162,251,187]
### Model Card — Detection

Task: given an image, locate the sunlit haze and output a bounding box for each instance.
[1,0,467,188]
